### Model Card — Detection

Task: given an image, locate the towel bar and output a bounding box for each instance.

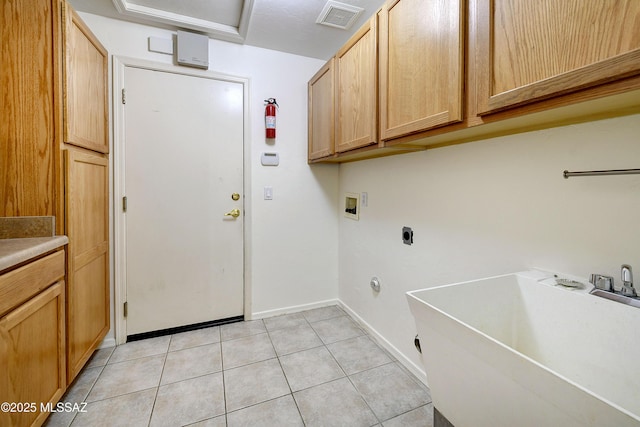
[563,168,640,179]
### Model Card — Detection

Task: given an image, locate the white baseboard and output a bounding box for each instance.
[108,297,427,386]
[337,301,428,386]
[99,337,117,349]
[250,298,341,320]
[252,297,428,386]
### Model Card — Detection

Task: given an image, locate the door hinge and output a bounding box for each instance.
[122,196,127,212]
[121,88,126,104]
[124,301,128,317]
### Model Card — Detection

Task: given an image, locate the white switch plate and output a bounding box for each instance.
[361,192,368,207]
[264,186,273,200]
[148,37,173,55]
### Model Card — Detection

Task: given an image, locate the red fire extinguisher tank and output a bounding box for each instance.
[265,98,278,139]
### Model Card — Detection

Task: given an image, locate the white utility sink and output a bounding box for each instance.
[407,270,640,427]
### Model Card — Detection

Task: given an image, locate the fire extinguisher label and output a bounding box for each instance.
[265,117,276,128]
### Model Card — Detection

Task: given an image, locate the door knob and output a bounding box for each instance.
[225,208,241,218]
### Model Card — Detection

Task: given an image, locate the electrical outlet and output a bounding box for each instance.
[402,226,413,245]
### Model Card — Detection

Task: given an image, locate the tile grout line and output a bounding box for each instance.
[219,319,236,419]
[263,321,307,426]
[299,308,425,424]
[62,306,429,426]
[61,363,106,426]
[146,351,168,427]
[214,325,227,425]
[343,369,383,425]
[317,330,384,425]
[219,331,229,425]
[268,310,383,425]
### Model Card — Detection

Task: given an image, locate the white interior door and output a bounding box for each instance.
[123,66,244,336]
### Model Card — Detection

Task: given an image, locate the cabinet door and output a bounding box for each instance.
[308,58,335,161]
[335,16,377,153]
[379,0,464,140]
[0,282,65,427]
[65,148,109,383]
[63,3,109,153]
[0,0,58,217]
[476,0,640,115]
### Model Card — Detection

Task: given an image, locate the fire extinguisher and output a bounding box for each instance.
[264,98,278,139]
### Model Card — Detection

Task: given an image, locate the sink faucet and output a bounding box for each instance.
[620,264,637,297]
[589,273,614,291]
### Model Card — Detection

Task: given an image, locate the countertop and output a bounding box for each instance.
[0,236,68,272]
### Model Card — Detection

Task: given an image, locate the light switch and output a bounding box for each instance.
[264,186,273,200]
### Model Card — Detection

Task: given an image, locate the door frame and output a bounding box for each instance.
[112,56,251,345]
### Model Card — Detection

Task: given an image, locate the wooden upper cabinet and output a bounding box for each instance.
[335,15,378,153]
[476,0,640,115]
[63,2,109,153]
[308,58,335,161]
[379,0,464,141]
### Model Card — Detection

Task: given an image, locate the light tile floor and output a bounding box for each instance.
[45,305,433,427]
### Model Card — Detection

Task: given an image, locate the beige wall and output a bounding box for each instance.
[78,13,340,345]
[338,114,640,379]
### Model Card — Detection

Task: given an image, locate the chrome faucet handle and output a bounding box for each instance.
[620,265,637,297]
[589,274,614,292]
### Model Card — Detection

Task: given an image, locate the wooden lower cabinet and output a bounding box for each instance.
[0,254,66,427]
[65,148,110,383]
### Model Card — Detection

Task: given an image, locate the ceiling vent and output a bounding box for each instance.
[316,1,364,30]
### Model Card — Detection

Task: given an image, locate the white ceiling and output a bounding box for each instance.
[68,0,387,60]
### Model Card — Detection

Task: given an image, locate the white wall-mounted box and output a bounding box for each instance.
[148,36,173,55]
[176,30,209,69]
[344,192,359,220]
[261,152,279,166]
